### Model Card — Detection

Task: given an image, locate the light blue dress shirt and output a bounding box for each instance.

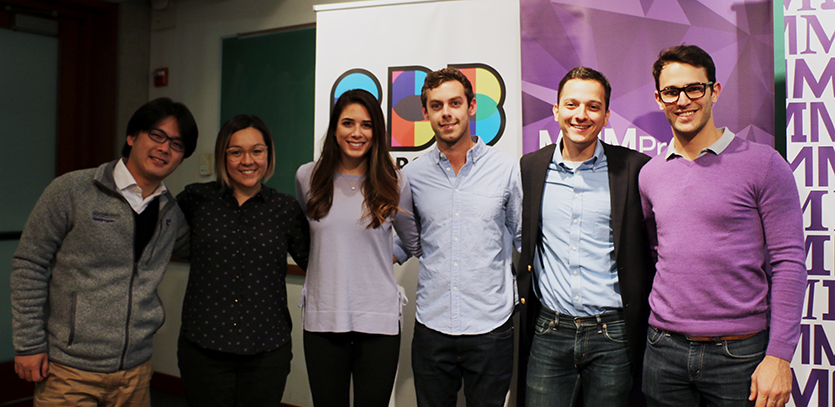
[395,137,522,335]
[535,140,621,316]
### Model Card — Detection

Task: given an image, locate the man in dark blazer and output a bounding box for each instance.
[516,67,653,407]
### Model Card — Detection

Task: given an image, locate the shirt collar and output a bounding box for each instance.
[665,127,733,160]
[113,158,168,197]
[554,138,606,170]
[221,184,268,205]
[431,135,487,165]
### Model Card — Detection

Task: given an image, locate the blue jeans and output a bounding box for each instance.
[525,307,632,407]
[642,327,767,407]
[411,318,514,407]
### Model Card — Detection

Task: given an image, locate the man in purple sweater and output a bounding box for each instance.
[639,45,806,407]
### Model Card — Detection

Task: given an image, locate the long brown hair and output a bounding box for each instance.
[306,89,400,228]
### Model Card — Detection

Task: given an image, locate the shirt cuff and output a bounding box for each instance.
[393,244,410,264]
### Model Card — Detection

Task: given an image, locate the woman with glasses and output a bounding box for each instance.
[176,114,310,407]
[295,89,421,407]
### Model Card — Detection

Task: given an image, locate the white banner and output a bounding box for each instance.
[314,0,523,163]
[785,2,835,406]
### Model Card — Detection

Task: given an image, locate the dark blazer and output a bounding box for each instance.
[516,141,653,405]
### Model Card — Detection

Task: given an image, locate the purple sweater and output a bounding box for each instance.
[639,132,806,361]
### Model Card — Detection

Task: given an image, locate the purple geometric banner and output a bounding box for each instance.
[521,0,774,155]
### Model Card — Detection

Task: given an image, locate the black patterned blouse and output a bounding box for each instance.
[177,182,309,354]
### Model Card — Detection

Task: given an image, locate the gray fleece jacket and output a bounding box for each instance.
[11,160,189,373]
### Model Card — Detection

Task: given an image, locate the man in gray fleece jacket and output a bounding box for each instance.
[11,98,198,406]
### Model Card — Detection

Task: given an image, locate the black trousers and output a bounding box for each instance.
[411,318,514,407]
[303,330,401,407]
[177,334,292,407]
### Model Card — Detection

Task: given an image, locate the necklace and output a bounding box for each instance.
[340,173,361,191]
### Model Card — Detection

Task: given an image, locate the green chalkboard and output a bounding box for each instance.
[220,25,316,195]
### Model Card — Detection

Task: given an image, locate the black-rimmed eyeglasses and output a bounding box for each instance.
[148,130,186,153]
[657,82,714,104]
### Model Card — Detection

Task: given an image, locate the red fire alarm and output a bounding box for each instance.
[153,68,169,87]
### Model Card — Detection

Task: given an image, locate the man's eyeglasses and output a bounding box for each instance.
[226,146,268,162]
[657,82,714,104]
[148,131,186,153]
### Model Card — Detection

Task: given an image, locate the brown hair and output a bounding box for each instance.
[214,114,275,190]
[558,67,612,111]
[652,45,716,91]
[307,89,400,228]
[420,67,475,109]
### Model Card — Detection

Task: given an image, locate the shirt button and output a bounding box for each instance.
[573,219,578,224]
[446,167,451,171]
[573,270,578,275]
[454,262,458,266]
[234,299,238,303]
[455,212,459,216]
[454,237,458,241]
[572,246,577,251]
[453,287,458,291]
[574,296,579,301]
[575,193,579,197]
[455,188,459,192]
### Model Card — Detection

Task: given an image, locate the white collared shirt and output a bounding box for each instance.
[113,159,167,213]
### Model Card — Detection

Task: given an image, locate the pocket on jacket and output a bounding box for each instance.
[91,211,121,224]
[67,292,78,346]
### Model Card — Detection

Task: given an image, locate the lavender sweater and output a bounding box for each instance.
[295,162,421,335]
[639,131,806,361]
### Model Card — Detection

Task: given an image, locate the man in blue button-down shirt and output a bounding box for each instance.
[517,67,653,407]
[394,67,522,407]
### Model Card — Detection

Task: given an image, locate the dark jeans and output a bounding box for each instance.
[303,330,401,407]
[642,327,767,407]
[526,307,632,407]
[411,318,514,407]
[177,334,291,407]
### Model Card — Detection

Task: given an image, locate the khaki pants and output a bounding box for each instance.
[34,360,152,407]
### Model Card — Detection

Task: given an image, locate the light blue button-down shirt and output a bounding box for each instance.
[535,140,620,316]
[395,137,522,335]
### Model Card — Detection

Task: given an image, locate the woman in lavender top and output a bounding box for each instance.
[295,89,420,407]
[177,115,310,407]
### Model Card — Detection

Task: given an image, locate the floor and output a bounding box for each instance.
[0,391,188,407]
[151,390,189,407]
